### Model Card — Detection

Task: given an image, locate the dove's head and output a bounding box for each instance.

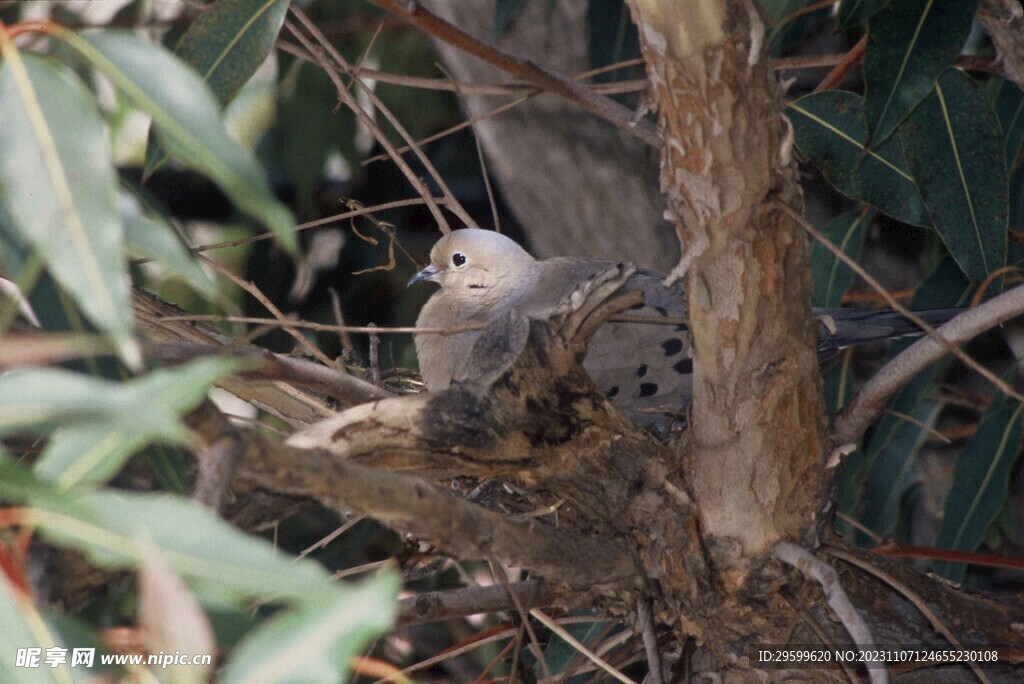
[408,229,536,307]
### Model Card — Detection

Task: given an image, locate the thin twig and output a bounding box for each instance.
[359,57,648,168]
[282,13,454,233]
[827,548,991,684]
[881,408,951,444]
[771,201,1024,444]
[774,541,888,684]
[298,516,365,560]
[278,38,646,96]
[397,579,554,626]
[195,254,334,366]
[439,61,500,232]
[529,609,638,684]
[835,511,884,545]
[872,543,1024,571]
[491,560,550,681]
[150,342,391,404]
[156,314,487,335]
[815,35,867,91]
[289,6,476,231]
[365,0,661,148]
[637,596,663,684]
[327,287,355,354]
[191,198,449,254]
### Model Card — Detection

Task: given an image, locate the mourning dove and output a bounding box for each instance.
[409,229,961,428]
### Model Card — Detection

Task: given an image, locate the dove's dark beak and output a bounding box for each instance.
[407,264,440,287]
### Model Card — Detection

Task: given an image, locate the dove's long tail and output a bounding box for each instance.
[814,307,966,352]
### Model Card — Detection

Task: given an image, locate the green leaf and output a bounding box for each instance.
[58,29,296,252]
[899,69,1008,283]
[23,489,332,602]
[992,78,1024,171]
[221,572,399,684]
[763,0,821,53]
[837,0,889,29]
[145,0,290,176]
[821,352,856,414]
[841,256,972,533]
[31,359,238,489]
[0,369,167,437]
[0,575,67,684]
[934,403,1024,581]
[0,53,138,367]
[278,61,358,218]
[541,610,606,675]
[122,202,219,299]
[861,400,942,540]
[788,90,930,227]
[811,208,872,307]
[863,0,974,144]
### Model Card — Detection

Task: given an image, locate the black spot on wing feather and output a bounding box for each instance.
[661,338,684,356]
[639,383,658,398]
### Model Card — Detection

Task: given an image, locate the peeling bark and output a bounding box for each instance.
[625,0,825,566]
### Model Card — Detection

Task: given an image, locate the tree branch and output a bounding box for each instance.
[397,579,555,626]
[151,343,391,406]
[774,541,888,684]
[364,0,661,148]
[184,402,636,592]
[831,283,1024,445]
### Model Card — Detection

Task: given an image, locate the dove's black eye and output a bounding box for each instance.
[451,252,467,267]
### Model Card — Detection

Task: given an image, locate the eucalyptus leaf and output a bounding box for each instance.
[24,489,332,602]
[788,90,930,226]
[935,403,1024,581]
[58,29,295,252]
[221,572,398,684]
[811,208,872,308]
[861,400,942,540]
[863,0,974,144]
[145,0,290,175]
[899,68,1008,283]
[30,358,240,488]
[0,575,67,684]
[837,0,889,29]
[122,204,219,299]
[0,53,137,366]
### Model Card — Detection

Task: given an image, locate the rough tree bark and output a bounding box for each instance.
[625,0,824,566]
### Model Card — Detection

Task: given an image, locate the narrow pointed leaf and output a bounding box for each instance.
[992,78,1024,170]
[22,489,331,602]
[811,208,872,307]
[145,0,290,176]
[863,0,974,144]
[934,403,1024,581]
[32,358,238,488]
[0,574,67,684]
[123,209,219,298]
[837,0,890,29]
[58,29,295,252]
[222,572,398,684]
[861,400,942,539]
[0,52,137,366]
[788,90,930,226]
[899,68,1008,283]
